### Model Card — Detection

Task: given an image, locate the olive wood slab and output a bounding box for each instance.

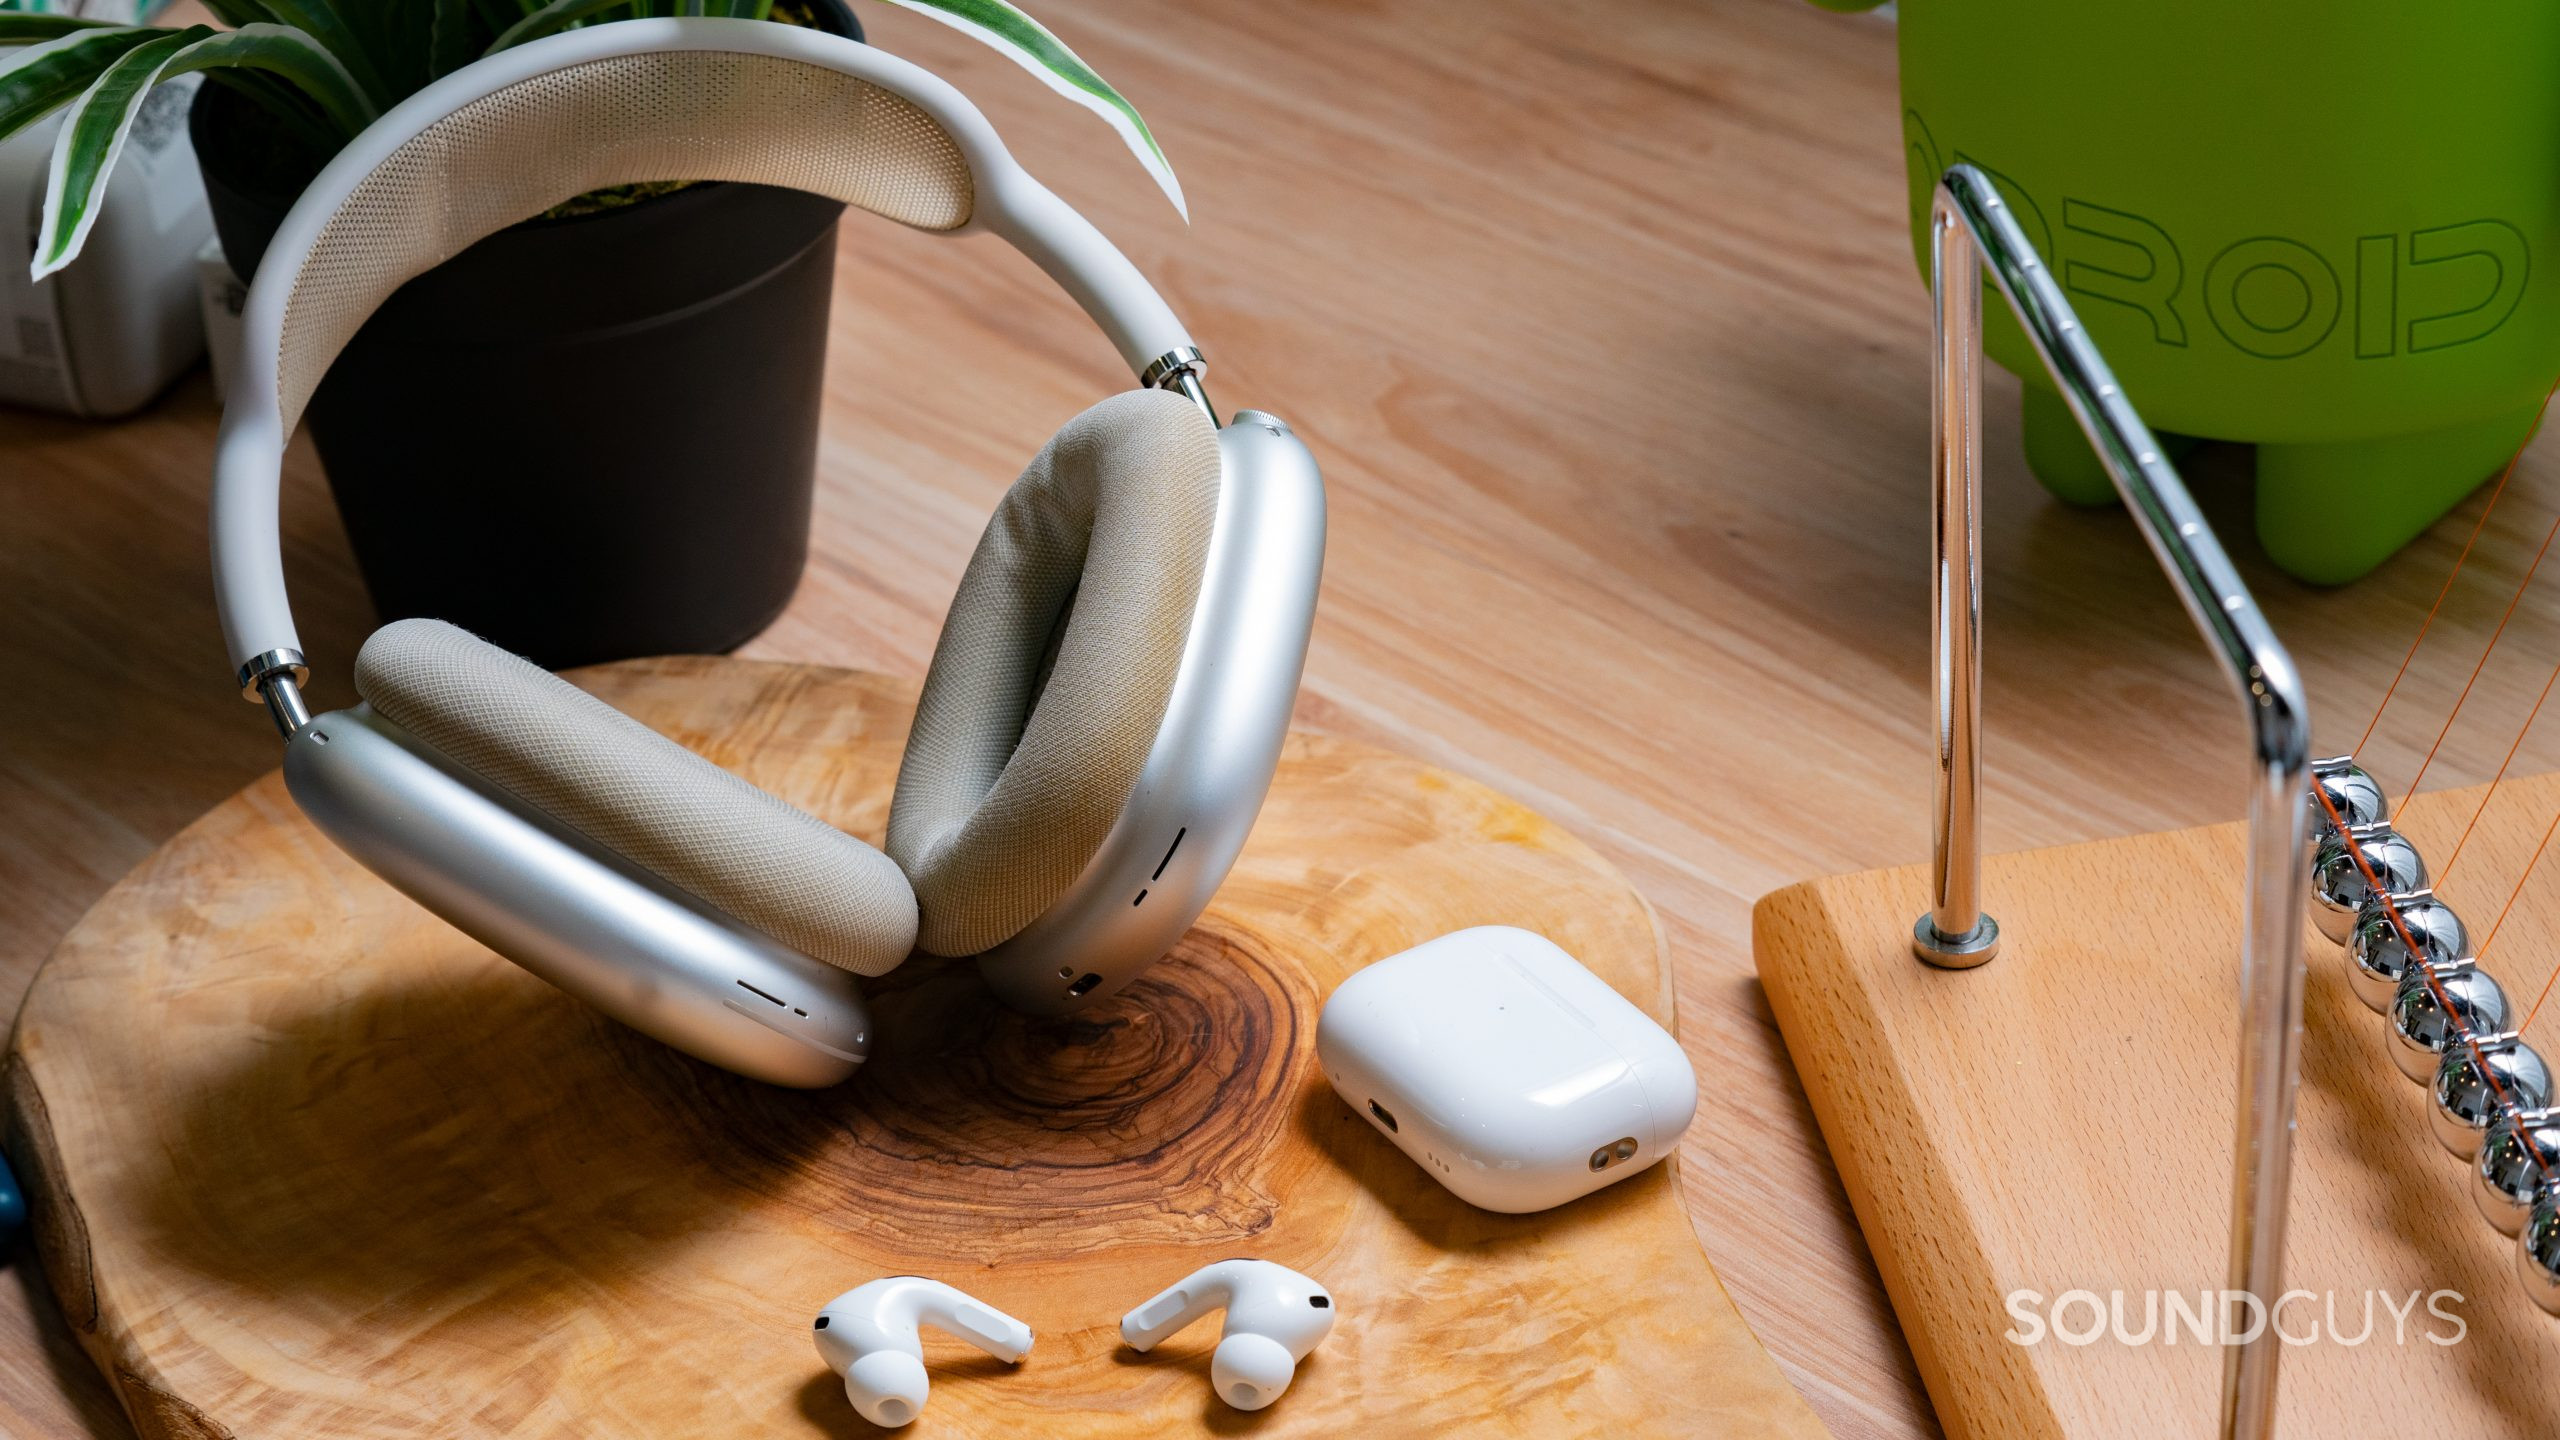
[1755,768,2560,1440]
[5,657,1821,1440]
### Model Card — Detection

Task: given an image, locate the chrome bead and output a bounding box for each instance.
[2521,1191,2560,1315]
[2307,756,2388,852]
[2347,889,2465,1014]
[2475,1108,2560,1236]
[2312,824,2426,944]
[2390,960,2511,1084]
[2434,1034,2554,1158]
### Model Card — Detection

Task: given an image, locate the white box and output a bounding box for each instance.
[0,71,210,415]
[1315,926,1699,1213]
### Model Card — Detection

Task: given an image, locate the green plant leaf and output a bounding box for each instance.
[197,1,280,33]
[429,0,477,77]
[192,22,375,133]
[253,0,397,106]
[0,14,124,43]
[484,0,630,53]
[36,23,377,279]
[468,0,529,36]
[32,26,194,279]
[0,24,158,145]
[872,0,1185,222]
[347,0,420,94]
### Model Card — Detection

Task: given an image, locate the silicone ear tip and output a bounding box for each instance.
[1209,1332,1296,1412]
[844,1351,931,1428]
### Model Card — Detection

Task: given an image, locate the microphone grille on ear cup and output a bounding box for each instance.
[354,619,918,975]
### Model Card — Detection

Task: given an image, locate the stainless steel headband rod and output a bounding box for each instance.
[1918,164,2312,1440]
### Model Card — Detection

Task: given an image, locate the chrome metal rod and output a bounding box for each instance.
[2225,741,2311,1439]
[1166,370,1220,427]
[1141,345,1220,426]
[1921,164,2312,1440]
[1916,197,1996,968]
[259,674,312,740]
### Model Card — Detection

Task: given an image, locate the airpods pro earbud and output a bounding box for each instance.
[1120,1259,1335,1411]
[813,1277,1033,1428]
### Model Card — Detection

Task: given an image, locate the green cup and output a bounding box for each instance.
[1816,1,2560,582]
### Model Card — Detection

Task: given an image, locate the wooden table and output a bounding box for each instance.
[14,2,2560,1435]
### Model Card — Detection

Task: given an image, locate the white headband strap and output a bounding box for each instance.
[213,18,1198,694]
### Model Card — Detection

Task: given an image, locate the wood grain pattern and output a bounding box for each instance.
[1756,766,2560,1440]
[27,0,2560,1435]
[8,657,1822,1440]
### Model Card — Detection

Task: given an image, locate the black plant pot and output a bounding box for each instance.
[190,4,861,669]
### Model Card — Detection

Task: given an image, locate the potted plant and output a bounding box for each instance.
[0,0,1184,667]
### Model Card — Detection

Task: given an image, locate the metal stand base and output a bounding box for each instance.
[1757,783,2557,1440]
[1913,164,2310,1440]
[1911,914,1999,968]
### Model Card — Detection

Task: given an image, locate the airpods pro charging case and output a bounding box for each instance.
[1314,926,1698,1214]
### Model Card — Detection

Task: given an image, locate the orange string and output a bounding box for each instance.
[2311,785,2547,1180]
[2506,804,2560,1033]
[2354,374,2557,758]
[2438,655,2560,884]
[2497,807,2560,1032]
[2304,388,2560,1179]
[2523,901,2560,1035]
[2479,809,2560,969]
[2399,510,2560,815]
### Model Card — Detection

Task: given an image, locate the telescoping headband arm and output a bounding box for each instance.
[213,17,1209,732]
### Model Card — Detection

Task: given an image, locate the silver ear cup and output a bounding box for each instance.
[285,708,871,1087]
[974,411,1324,1015]
[356,618,917,977]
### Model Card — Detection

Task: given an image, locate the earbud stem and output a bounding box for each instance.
[1121,1261,1242,1351]
[918,1289,1034,1364]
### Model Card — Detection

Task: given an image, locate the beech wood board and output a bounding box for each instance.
[4,657,1821,1440]
[52,1,2560,1433]
[1755,767,2560,1440]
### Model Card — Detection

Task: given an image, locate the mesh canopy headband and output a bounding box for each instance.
[213,18,1197,681]
[274,50,975,432]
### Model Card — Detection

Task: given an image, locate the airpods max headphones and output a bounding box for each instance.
[208,19,1325,1088]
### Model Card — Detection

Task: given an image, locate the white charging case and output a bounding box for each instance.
[1314,926,1698,1214]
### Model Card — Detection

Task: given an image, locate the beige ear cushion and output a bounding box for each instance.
[887,389,1223,956]
[354,619,919,975]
